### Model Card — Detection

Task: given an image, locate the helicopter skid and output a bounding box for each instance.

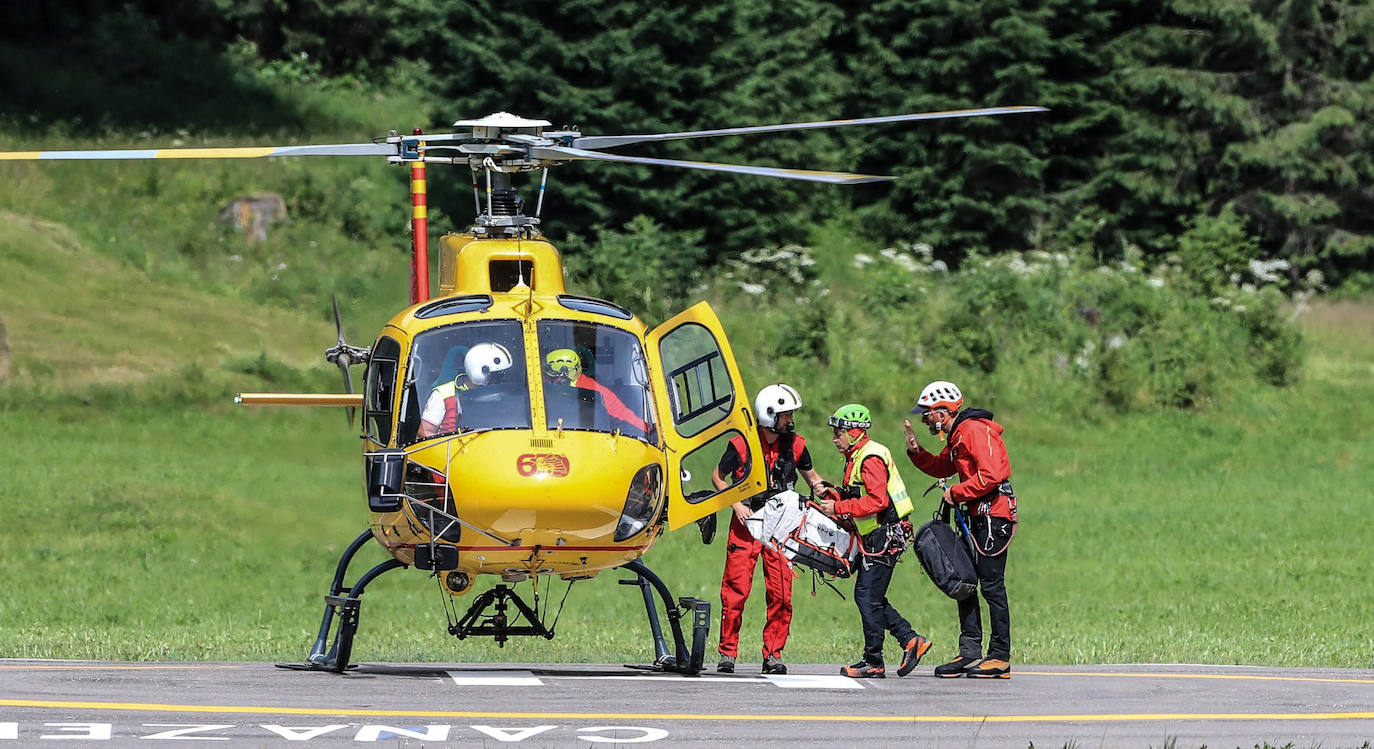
[619,559,710,676]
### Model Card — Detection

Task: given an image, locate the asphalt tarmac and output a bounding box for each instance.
[2,660,1372,747]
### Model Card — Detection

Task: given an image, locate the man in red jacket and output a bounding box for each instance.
[711,384,828,676]
[905,380,1017,679]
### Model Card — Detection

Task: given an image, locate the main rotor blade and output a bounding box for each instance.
[0,143,394,161]
[570,106,1049,150]
[532,146,893,185]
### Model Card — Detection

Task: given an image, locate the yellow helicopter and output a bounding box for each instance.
[1,106,1045,674]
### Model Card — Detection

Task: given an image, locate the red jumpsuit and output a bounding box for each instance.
[716,428,811,660]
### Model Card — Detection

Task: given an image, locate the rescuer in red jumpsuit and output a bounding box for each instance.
[711,384,827,675]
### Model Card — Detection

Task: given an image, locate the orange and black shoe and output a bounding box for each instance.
[966,658,1010,679]
[897,635,933,677]
[840,661,885,678]
[933,655,979,678]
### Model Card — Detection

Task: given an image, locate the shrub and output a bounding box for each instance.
[718,231,1306,417]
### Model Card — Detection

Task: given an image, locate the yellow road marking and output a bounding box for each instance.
[1,699,1373,724]
[0,665,239,671]
[1023,670,1374,685]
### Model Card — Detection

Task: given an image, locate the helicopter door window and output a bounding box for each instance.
[399,320,530,446]
[365,336,402,446]
[537,320,656,443]
[655,322,734,439]
[681,429,751,501]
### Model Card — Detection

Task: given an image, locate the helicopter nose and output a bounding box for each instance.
[441,432,663,544]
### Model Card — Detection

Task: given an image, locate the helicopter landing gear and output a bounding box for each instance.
[619,559,710,676]
[278,529,405,674]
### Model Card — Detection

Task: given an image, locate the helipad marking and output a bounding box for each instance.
[764,674,862,690]
[4,698,1374,724]
[447,670,542,686]
[552,674,860,690]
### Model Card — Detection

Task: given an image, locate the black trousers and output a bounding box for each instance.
[854,554,917,666]
[957,548,1010,661]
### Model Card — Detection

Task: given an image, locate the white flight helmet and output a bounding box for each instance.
[913,380,964,413]
[464,342,513,386]
[755,383,803,431]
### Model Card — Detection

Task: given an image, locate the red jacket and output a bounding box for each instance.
[907,409,1015,520]
[833,436,892,519]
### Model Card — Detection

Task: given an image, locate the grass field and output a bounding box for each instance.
[2,193,1371,668]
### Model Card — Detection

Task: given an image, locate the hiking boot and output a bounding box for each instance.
[762,656,787,675]
[966,658,1010,679]
[934,655,979,678]
[897,635,932,677]
[716,656,735,673]
[840,661,885,678]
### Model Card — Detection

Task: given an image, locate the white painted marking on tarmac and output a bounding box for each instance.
[763,674,863,690]
[471,725,558,741]
[446,670,543,686]
[554,674,860,689]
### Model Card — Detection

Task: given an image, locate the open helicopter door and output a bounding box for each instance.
[646,302,767,530]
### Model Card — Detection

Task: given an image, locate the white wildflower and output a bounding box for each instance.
[1074,340,1096,371]
[853,254,873,268]
[1248,258,1290,284]
[880,247,919,273]
[738,282,765,296]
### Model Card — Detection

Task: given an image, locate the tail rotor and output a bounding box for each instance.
[324,294,371,427]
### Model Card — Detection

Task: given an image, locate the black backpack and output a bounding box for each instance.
[913,504,978,600]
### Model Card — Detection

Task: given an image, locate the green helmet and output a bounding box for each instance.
[828,403,872,430]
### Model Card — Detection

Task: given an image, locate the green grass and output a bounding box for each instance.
[2,276,1371,666]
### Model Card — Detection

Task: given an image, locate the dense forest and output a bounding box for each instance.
[3,0,1372,296]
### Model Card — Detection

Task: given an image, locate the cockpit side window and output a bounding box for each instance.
[399,320,530,445]
[537,320,657,443]
[365,336,402,446]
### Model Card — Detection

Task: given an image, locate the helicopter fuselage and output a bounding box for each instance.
[360,233,763,595]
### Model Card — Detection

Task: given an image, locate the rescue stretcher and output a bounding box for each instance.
[743,490,859,578]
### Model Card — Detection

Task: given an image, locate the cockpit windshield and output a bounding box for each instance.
[399,320,530,445]
[538,320,656,443]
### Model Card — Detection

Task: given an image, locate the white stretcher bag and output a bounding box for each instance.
[744,490,859,578]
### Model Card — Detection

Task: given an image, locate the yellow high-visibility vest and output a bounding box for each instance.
[844,438,914,535]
